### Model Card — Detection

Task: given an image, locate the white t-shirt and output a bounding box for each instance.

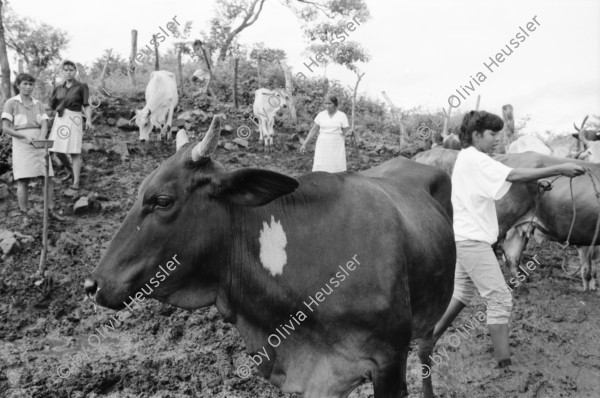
[314,110,349,134]
[452,146,513,244]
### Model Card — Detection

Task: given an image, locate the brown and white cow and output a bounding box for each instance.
[132,70,178,141]
[85,116,456,398]
[253,88,290,151]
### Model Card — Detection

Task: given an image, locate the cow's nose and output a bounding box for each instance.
[84,278,98,300]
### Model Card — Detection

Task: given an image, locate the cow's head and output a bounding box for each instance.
[85,115,299,310]
[573,116,600,162]
[132,108,153,141]
[268,88,291,111]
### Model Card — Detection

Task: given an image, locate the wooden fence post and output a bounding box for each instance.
[233,57,239,108]
[128,30,137,87]
[153,34,160,71]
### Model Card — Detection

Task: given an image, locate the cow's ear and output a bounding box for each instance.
[210,169,299,207]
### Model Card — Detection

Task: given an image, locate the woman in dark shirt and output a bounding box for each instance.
[48,60,93,189]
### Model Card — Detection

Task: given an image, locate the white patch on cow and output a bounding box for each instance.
[259,215,287,276]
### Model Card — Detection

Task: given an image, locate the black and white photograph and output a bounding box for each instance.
[0,0,599,397]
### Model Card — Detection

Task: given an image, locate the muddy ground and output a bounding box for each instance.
[0,113,599,398]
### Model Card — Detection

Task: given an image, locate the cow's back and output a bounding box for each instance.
[145,71,178,119]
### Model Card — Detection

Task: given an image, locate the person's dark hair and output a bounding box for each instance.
[62,60,77,70]
[459,110,504,148]
[325,94,338,107]
[13,73,35,95]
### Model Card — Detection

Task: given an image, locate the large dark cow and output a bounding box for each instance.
[85,116,456,398]
[414,148,600,291]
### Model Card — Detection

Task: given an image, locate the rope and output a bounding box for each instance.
[560,168,600,277]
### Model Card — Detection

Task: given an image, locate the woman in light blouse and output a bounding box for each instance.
[300,95,352,172]
[2,73,56,223]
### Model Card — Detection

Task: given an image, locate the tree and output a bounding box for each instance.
[0,0,11,100]
[89,50,129,79]
[249,43,286,64]
[4,11,69,76]
[208,0,266,62]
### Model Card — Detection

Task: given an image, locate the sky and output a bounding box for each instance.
[10,0,600,135]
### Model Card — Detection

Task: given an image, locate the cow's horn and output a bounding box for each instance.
[577,115,590,147]
[191,114,226,162]
[176,129,189,151]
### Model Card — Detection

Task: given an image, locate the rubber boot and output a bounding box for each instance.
[488,323,511,368]
[432,298,466,343]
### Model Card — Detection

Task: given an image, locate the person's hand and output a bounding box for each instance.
[300,144,307,154]
[23,135,35,145]
[559,163,586,177]
[85,120,93,132]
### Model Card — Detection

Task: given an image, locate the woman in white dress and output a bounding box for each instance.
[300,95,351,172]
[1,73,56,223]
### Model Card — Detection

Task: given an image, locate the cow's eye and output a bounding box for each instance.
[155,196,173,209]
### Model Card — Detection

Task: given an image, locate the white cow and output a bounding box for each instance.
[252,88,290,151]
[573,116,600,162]
[132,71,178,141]
[507,135,552,155]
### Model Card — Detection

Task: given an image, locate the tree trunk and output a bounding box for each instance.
[475,94,481,111]
[153,34,159,71]
[98,49,112,91]
[279,60,297,122]
[442,105,452,137]
[0,0,12,101]
[17,59,23,73]
[257,58,261,87]
[233,57,239,108]
[350,72,365,168]
[128,30,137,87]
[177,43,183,96]
[381,91,406,149]
[75,63,88,82]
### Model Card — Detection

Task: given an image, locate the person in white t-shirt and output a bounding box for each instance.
[432,110,585,368]
[300,95,352,172]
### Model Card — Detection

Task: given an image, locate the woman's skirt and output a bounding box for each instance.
[312,133,347,172]
[12,128,54,180]
[49,109,83,154]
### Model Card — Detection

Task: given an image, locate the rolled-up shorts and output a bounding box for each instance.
[452,240,512,325]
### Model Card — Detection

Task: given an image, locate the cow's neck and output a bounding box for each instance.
[212,196,319,379]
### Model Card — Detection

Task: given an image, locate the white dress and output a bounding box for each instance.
[312,110,349,172]
[2,94,54,180]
